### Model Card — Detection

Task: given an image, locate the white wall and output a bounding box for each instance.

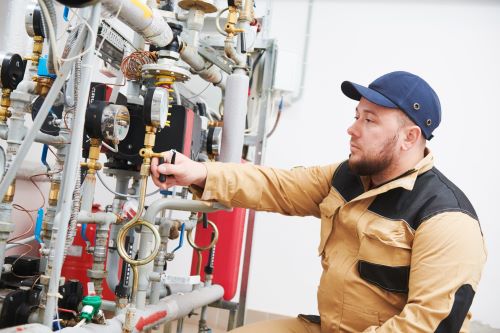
[245,0,500,328]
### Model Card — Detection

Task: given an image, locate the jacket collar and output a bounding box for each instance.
[354,148,434,201]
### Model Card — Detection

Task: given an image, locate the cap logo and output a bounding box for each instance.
[413,102,420,111]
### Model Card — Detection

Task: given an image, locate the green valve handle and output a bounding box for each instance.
[80,295,102,322]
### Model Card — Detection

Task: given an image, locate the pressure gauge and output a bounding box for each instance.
[144,87,169,128]
[25,3,45,38]
[0,53,25,90]
[86,101,130,142]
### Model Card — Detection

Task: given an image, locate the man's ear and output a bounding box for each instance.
[401,125,422,151]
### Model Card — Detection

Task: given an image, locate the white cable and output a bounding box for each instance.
[38,0,61,75]
[59,8,97,62]
[96,171,160,198]
[101,140,119,153]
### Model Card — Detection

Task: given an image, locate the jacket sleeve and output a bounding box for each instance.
[198,162,338,217]
[363,212,487,333]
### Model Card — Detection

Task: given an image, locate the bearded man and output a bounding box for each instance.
[151,71,487,333]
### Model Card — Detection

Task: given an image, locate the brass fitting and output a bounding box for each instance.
[225,6,245,37]
[34,76,54,97]
[3,182,15,203]
[138,126,163,177]
[48,181,60,206]
[24,36,44,67]
[80,139,102,174]
[208,121,224,127]
[0,88,12,122]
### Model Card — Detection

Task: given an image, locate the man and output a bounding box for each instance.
[151,71,486,332]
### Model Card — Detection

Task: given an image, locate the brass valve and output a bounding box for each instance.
[0,88,12,122]
[3,182,15,203]
[24,36,44,67]
[48,181,60,206]
[34,76,54,97]
[80,139,102,174]
[138,126,164,177]
[225,6,245,37]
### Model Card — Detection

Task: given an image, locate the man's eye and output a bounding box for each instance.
[354,116,359,120]
[366,118,373,123]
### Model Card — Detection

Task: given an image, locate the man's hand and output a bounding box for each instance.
[151,151,208,190]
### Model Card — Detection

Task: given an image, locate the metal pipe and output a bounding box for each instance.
[53,285,224,332]
[43,4,102,326]
[0,30,85,204]
[5,236,35,250]
[77,211,118,225]
[179,44,226,89]
[143,198,229,224]
[219,72,249,163]
[101,0,173,47]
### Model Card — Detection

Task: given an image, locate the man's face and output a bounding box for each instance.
[347,98,405,176]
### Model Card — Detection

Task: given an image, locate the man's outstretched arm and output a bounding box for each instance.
[150,151,338,217]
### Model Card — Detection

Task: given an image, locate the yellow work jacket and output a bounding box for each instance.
[198,151,486,332]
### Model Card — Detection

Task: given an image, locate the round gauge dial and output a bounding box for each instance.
[101,104,130,142]
[145,87,169,128]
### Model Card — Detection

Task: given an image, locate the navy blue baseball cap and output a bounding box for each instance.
[341,71,441,140]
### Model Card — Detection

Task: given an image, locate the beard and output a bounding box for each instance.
[348,134,399,176]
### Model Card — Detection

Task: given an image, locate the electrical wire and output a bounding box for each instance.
[184,82,212,101]
[38,0,60,75]
[60,8,97,62]
[96,171,160,198]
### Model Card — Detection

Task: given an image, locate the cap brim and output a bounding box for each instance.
[341,81,398,109]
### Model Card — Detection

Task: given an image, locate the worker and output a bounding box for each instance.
[151,71,487,332]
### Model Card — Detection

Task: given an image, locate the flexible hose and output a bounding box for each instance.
[39,0,58,74]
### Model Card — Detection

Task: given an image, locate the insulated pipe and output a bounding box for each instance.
[179,44,226,89]
[136,227,154,309]
[143,198,229,224]
[101,0,173,47]
[56,285,224,332]
[77,211,118,225]
[5,236,35,250]
[43,4,101,326]
[219,73,249,163]
[106,174,130,295]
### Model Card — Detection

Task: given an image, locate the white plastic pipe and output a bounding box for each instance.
[219,73,249,163]
[43,4,102,326]
[101,0,173,47]
[143,198,229,224]
[180,44,226,88]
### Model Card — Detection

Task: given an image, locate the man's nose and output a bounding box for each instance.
[347,121,359,137]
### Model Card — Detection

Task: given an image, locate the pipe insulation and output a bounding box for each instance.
[180,44,226,88]
[101,0,173,47]
[219,73,249,163]
[53,285,224,333]
[143,198,230,224]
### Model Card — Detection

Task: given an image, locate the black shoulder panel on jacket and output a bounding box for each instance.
[434,284,475,333]
[368,167,478,230]
[331,161,364,202]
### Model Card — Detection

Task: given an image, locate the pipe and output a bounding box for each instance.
[0,30,85,206]
[179,44,226,89]
[5,236,36,250]
[77,211,118,225]
[106,174,130,295]
[291,0,313,103]
[101,0,173,47]
[144,198,229,224]
[219,72,249,163]
[43,4,101,326]
[57,285,224,332]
